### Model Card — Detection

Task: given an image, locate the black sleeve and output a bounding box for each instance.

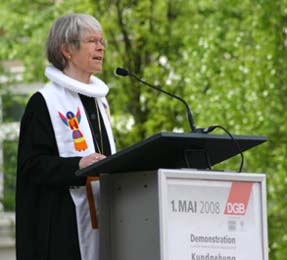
[17,92,86,187]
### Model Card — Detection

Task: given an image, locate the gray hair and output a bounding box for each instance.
[46,13,102,70]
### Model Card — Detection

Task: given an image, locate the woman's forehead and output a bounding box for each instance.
[83,30,103,38]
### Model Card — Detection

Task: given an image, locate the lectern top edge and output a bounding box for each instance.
[76,132,267,177]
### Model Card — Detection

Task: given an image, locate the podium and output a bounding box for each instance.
[76,132,267,176]
[76,132,268,260]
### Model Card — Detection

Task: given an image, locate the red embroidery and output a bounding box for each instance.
[58,107,88,151]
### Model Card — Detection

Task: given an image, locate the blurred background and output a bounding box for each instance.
[0,0,286,259]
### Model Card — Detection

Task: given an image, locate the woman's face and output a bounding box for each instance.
[67,31,105,76]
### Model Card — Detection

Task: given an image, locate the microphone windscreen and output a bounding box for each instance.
[116,67,129,76]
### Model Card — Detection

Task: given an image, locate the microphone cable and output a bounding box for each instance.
[207,125,244,173]
[115,67,244,172]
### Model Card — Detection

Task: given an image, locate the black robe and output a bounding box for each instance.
[16,92,111,260]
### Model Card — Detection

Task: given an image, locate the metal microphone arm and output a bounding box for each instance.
[115,67,212,133]
[129,73,197,132]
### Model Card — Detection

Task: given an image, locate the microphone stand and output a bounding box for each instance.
[129,73,198,132]
[115,67,244,172]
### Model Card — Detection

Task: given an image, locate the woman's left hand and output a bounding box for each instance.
[79,152,106,169]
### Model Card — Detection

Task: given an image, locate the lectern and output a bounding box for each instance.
[76,132,268,260]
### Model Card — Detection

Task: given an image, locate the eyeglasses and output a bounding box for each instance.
[74,38,106,47]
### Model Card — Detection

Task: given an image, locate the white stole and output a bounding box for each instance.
[39,73,115,260]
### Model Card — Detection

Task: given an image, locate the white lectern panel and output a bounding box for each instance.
[158,169,268,260]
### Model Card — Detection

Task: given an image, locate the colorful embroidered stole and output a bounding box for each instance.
[39,76,115,260]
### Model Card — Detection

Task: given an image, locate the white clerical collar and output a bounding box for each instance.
[45,65,109,98]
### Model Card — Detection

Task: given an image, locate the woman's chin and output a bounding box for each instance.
[91,65,102,74]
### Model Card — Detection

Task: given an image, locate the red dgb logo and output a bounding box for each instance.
[226,202,246,214]
[224,182,253,215]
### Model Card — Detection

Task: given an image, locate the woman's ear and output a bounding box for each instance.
[61,43,72,60]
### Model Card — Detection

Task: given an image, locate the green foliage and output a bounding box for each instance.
[2,93,28,122]
[0,0,286,258]
[2,141,17,211]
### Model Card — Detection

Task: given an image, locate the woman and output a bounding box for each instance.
[16,13,116,260]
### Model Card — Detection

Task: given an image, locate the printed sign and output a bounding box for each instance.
[162,173,267,260]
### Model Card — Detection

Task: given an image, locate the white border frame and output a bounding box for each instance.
[157,169,268,260]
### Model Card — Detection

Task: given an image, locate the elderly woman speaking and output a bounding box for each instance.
[16,13,116,260]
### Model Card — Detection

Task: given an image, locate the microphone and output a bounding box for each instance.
[116,67,129,77]
[116,67,207,133]
[115,68,245,172]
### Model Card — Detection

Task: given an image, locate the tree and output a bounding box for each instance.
[0,0,286,258]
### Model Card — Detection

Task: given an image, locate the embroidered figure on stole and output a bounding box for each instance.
[58,107,88,151]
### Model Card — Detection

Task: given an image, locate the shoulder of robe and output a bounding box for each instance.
[24,92,48,115]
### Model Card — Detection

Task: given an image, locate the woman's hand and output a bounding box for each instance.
[79,153,106,169]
